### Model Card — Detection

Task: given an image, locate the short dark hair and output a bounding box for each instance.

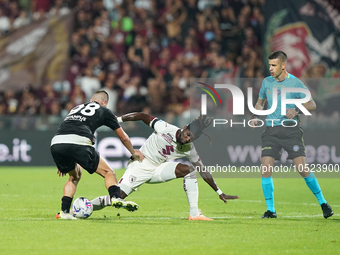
[268,51,287,63]
[94,90,109,101]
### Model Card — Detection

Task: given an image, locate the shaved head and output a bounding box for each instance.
[91,90,109,107]
[268,51,287,64]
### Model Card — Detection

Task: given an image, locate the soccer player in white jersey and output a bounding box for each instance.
[91,112,239,220]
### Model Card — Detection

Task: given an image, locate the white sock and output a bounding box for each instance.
[183,172,199,217]
[91,195,111,211]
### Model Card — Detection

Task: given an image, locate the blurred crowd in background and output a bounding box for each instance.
[0,0,339,129]
[0,0,266,117]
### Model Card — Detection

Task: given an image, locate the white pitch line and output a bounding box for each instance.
[1,214,339,221]
[0,218,57,221]
[212,214,340,219]
[116,214,340,220]
[3,208,54,211]
[234,200,340,208]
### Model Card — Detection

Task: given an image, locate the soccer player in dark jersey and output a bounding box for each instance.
[51,90,144,220]
[251,51,333,219]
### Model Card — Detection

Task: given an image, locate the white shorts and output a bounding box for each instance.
[118,158,179,195]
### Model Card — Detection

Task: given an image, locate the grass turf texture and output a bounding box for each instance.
[0,167,339,255]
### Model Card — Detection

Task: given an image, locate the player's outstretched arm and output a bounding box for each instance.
[115,127,144,161]
[192,160,239,203]
[117,112,154,126]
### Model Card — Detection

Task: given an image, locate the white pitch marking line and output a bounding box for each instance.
[234,200,340,208]
[2,214,339,221]
[118,214,340,220]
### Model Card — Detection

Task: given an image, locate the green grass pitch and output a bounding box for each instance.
[0,167,339,255]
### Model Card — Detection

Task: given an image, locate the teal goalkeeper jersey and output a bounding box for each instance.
[258,73,310,127]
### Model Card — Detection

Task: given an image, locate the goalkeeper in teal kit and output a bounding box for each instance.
[251,51,333,219]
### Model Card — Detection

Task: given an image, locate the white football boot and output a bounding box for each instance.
[55,211,78,220]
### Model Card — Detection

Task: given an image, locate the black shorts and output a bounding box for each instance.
[261,125,305,160]
[50,143,100,174]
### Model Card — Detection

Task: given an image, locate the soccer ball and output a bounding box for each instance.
[72,197,93,219]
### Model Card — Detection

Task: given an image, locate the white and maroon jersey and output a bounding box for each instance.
[140,118,200,165]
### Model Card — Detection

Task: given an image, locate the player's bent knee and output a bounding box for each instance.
[105,169,116,178]
[96,168,115,178]
[107,170,117,180]
[71,172,81,181]
[68,166,82,182]
[175,163,190,178]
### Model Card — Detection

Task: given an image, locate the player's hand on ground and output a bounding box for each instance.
[132,150,144,162]
[57,170,66,177]
[285,108,297,119]
[219,193,240,204]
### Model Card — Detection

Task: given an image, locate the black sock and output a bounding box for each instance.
[61,196,73,213]
[108,185,122,199]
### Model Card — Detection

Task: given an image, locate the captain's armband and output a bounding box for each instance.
[149,117,159,129]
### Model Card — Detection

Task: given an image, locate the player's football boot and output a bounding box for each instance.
[261,210,277,218]
[55,211,77,220]
[111,198,139,212]
[321,203,333,219]
[188,213,214,221]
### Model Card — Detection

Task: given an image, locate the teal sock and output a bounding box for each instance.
[261,176,275,212]
[304,172,327,205]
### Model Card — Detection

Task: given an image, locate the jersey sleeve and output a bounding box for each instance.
[150,119,169,133]
[103,108,120,130]
[186,143,200,163]
[258,80,266,100]
[295,79,310,100]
